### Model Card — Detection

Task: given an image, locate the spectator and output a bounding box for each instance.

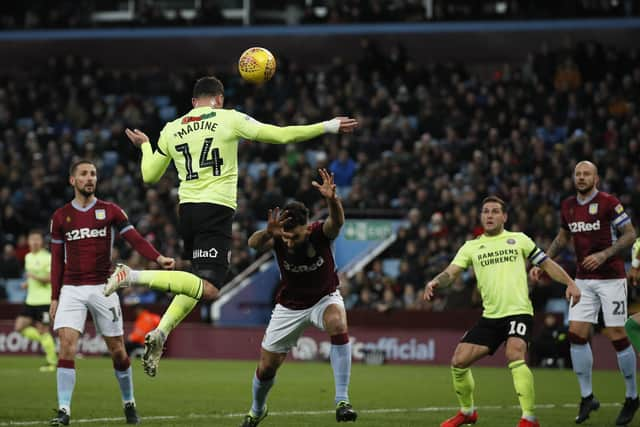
[125,305,161,357]
[329,149,357,190]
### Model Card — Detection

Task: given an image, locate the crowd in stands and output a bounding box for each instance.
[1,1,637,30]
[1,40,640,321]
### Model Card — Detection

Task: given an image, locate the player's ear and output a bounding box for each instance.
[191,98,197,108]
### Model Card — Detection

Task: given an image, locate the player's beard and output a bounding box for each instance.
[78,185,95,198]
[576,182,595,196]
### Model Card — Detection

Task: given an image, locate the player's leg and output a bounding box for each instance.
[51,286,88,425]
[311,292,357,422]
[600,279,638,425]
[503,315,537,427]
[242,349,286,427]
[92,288,139,424]
[51,327,80,426]
[15,312,41,342]
[103,335,139,425]
[441,317,498,427]
[625,312,640,351]
[103,203,223,301]
[242,304,309,426]
[105,264,218,299]
[568,279,601,423]
[34,316,58,369]
[439,342,487,427]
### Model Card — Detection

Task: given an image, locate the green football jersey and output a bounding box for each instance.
[451,230,546,318]
[24,250,52,306]
[140,107,326,210]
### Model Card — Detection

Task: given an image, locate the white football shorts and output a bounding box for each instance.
[53,284,124,337]
[569,278,628,327]
[262,291,345,353]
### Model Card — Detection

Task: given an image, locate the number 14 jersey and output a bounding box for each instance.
[154,106,264,209]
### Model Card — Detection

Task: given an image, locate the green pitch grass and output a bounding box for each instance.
[0,356,633,426]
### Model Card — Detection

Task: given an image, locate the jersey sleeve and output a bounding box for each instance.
[111,204,134,235]
[608,196,631,230]
[49,210,65,299]
[451,242,472,269]
[233,110,326,144]
[520,233,548,266]
[50,210,64,244]
[233,111,263,140]
[140,125,172,184]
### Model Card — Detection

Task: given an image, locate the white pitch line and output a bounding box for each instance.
[0,402,623,426]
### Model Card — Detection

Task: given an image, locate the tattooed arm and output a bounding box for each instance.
[530,228,571,282]
[423,264,464,301]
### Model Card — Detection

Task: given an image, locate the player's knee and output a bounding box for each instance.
[325,316,347,335]
[201,281,220,301]
[451,354,471,369]
[605,326,627,342]
[505,346,526,362]
[568,331,589,345]
[58,338,77,359]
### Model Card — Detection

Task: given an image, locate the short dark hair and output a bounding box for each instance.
[28,229,44,237]
[193,76,224,98]
[481,196,507,213]
[283,201,309,231]
[69,159,95,176]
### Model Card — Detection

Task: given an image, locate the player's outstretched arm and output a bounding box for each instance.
[250,117,358,145]
[423,264,464,301]
[530,228,571,282]
[121,227,175,269]
[313,168,345,239]
[125,128,171,184]
[248,207,293,252]
[539,257,581,306]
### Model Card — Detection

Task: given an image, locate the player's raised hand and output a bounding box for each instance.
[423,280,438,301]
[529,266,543,283]
[156,255,175,270]
[125,128,150,147]
[312,168,337,200]
[565,281,581,307]
[581,251,607,271]
[266,207,293,239]
[334,116,359,134]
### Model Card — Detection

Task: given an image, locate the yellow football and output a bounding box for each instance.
[238,47,277,84]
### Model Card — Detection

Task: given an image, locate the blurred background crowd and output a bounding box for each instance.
[2,37,640,331]
[1,0,638,30]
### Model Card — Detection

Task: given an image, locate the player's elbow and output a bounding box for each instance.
[141,168,161,184]
[247,237,260,250]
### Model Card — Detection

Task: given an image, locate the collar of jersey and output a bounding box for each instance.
[71,198,97,212]
[480,230,509,240]
[576,189,599,206]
